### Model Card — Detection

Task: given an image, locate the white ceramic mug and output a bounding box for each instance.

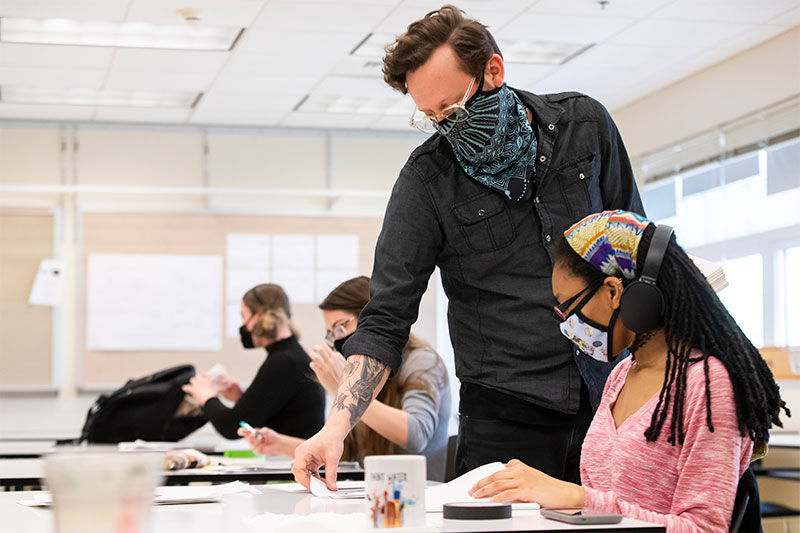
[364,455,426,529]
[44,450,162,533]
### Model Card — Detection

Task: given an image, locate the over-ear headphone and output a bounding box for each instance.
[619,223,674,333]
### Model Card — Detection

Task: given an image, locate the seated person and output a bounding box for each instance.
[470,210,789,532]
[239,276,452,481]
[183,283,325,439]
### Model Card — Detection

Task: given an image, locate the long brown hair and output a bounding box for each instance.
[242,283,299,341]
[319,276,448,463]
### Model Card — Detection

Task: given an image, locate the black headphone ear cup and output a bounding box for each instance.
[620,282,664,333]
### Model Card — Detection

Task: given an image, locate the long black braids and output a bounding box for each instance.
[556,227,789,446]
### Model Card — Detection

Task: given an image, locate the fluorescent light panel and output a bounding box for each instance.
[0,17,242,51]
[352,32,591,65]
[1,87,200,108]
[298,94,410,116]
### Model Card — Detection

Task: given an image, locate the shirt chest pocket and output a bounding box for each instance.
[451,192,516,253]
[557,152,598,220]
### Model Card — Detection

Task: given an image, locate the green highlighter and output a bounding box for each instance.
[225,421,264,458]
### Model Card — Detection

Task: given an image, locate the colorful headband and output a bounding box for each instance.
[563,210,652,280]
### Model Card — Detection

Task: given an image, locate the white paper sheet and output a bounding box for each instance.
[316,269,359,303]
[424,462,539,513]
[226,234,271,269]
[310,476,366,499]
[86,253,223,351]
[272,270,315,304]
[226,268,269,302]
[316,235,359,270]
[272,234,314,270]
[28,258,64,306]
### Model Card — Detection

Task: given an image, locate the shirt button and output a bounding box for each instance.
[579,173,585,180]
[539,155,546,163]
[534,197,541,204]
[477,208,485,216]
[545,235,552,242]
[548,124,555,131]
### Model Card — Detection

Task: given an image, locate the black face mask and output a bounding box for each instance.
[333,332,354,354]
[239,325,256,349]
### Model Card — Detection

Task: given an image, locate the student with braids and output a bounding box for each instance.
[471,210,789,532]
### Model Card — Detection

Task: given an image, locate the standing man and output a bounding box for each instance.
[294,5,644,490]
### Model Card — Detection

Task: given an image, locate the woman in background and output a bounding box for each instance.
[183,283,325,440]
[240,276,452,481]
[470,210,788,531]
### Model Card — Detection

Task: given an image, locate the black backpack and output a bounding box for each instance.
[80,365,206,443]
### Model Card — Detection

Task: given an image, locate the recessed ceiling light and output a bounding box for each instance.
[297,94,410,116]
[0,17,242,51]
[0,87,201,108]
[352,32,592,66]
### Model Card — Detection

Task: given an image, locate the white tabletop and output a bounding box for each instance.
[768,432,800,449]
[0,486,665,532]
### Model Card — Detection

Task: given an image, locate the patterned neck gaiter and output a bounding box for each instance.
[439,83,537,201]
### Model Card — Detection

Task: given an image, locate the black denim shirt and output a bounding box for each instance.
[343,89,645,415]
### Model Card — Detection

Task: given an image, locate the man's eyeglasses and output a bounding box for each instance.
[324,316,355,347]
[409,77,476,134]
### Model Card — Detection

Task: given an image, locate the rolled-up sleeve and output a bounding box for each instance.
[343,164,443,374]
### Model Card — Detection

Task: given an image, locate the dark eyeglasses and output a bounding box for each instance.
[553,280,603,321]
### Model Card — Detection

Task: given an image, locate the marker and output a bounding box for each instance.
[239,421,262,440]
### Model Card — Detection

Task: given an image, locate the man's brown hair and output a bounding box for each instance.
[382,5,502,94]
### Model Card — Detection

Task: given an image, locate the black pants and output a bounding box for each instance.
[455,382,594,484]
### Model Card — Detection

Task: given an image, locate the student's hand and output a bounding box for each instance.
[292,426,345,491]
[237,426,281,455]
[309,344,346,396]
[468,459,586,508]
[182,373,217,406]
[218,376,243,403]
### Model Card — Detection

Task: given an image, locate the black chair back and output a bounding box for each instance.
[730,466,761,532]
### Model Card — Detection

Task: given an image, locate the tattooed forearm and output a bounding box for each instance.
[333,356,388,429]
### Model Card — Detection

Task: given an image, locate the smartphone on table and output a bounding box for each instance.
[540,507,623,525]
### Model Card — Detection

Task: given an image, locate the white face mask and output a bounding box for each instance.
[557,283,621,363]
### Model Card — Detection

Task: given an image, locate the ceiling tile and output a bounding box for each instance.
[0,102,95,120]
[504,64,558,90]
[280,112,377,130]
[609,19,752,48]
[94,106,191,123]
[252,2,394,34]
[0,0,129,20]
[125,0,266,27]
[0,66,106,89]
[104,49,229,92]
[0,43,113,68]
[652,0,799,25]
[527,0,674,18]
[498,13,637,44]
[766,5,800,25]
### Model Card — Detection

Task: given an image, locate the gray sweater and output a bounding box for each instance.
[396,347,451,482]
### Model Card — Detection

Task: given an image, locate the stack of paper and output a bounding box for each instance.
[690,255,728,293]
[425,462,539,513]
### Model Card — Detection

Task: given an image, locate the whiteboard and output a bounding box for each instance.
[86,253,223,351]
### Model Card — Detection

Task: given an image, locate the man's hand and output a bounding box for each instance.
[309,344,346,396]
[292,427,345,491]
[292,354,390,491]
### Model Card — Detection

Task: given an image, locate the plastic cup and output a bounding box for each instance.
[44,450,163,533]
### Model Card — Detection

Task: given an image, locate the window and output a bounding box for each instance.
[785,246,800,347]
[718,254,764,348]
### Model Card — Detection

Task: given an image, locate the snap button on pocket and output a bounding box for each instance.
[579,172,585,180]
[477,208,486,216]
[548,124,555,131]
[539,155,546,163]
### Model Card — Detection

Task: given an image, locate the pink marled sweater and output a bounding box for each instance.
[581,355,753,533]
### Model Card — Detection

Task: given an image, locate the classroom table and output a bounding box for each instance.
[0,485,666,532]
[768,432,800,449]
[0,457,364,490]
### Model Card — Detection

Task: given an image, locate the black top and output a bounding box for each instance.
[343,89,645,415]
[203,336,325,439]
